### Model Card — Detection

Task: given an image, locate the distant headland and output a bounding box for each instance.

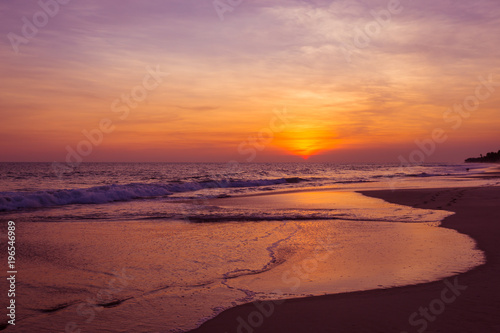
[465,150,500,163]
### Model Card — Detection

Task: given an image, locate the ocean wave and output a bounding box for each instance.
[178,205,441,224]
[0,178,308,211]
[180,210,442,224]
[334,179,372,184]
[373,172,448,179]
[184,214,345,223]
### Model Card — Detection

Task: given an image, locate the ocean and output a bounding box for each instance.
[0,162,488,212]
[0,162,491,332]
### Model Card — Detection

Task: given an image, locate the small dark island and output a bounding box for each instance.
[465,150,500,163]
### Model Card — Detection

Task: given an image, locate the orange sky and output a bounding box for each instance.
[1,0,500,162]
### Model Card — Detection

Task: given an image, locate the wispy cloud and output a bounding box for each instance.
[1,0,499,161]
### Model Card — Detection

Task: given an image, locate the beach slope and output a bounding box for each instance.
[191,186,500,333]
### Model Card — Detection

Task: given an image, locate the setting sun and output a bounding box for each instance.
[274,126,340,159]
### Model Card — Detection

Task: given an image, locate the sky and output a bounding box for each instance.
[1,0,499,163]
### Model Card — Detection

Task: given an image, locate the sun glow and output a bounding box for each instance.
[274,127,340,159]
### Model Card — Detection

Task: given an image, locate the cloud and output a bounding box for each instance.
[175,105,219,112]
[1,0,500,161]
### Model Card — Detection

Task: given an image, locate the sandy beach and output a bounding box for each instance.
[192,185,500,333]
[4,185,487,332]
[2,165,499,332]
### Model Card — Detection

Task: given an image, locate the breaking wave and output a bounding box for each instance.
[0,178,308,211]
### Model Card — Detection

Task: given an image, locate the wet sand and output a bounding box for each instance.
[2,190,484,332]
[191,186,500,332]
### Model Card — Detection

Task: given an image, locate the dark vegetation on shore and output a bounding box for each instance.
[465,150,500,163]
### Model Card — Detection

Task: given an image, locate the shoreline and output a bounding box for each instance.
[191,185,500,332]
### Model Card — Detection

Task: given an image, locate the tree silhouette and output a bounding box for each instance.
[465,150,500,163]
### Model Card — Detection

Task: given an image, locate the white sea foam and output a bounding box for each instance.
[0,178,306,211]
